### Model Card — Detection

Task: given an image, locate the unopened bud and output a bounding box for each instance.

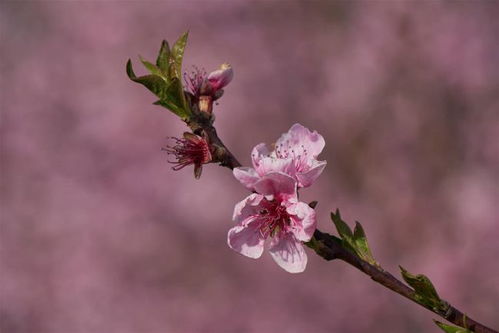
[207,63,233,91]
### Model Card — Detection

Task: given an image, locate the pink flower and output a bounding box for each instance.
[184,63,233,98]
[206,63,233,92]
[234,123,326,190]
[228,172,316,273]
[163,132,212,179]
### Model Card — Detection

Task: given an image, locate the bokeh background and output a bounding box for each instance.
[1,1,498,332]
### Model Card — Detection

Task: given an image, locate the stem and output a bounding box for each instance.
[307,230,497,333]
[188,116,497,333]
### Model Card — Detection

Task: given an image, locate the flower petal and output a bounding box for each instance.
[256,156,295,177]
[296,160,327,188]
[251,143,271,168]
[276,123,325,158]
[253,172,297,199]
[227,221,265,259]
[233,167,260,191]
[286,202,316,242]
[269,234,307,273]
[233,193,264,224]
[207,63,233,91]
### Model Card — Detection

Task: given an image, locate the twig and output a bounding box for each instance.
[192,119,497,333]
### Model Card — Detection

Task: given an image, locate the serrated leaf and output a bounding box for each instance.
[434,320,471,333]
[170,31,189,79]
[400,266,447,311]
[331,209,354,241]
[353,222,377,265]
[400,266,440,300]
[126,59,168,98]
[156,40,171,77]
[153,100,186,118]
[139,55,165,78]
[152,78,190,119]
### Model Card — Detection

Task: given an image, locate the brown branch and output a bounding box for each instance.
[188,115,497,333]
[307,230,497,333]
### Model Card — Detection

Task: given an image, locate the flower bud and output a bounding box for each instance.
[207,63,233,91]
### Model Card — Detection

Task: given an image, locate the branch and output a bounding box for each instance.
[307,230,497,333]
[193,118,497,333]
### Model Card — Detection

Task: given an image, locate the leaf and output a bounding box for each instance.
[152,78,190,119]
[400,266,448,311]
[153,100,186,118]
[156,40,171,77]
[126,59,168,98]
[331,209,354,241]
[353,222,377,265]
[170,31,189,79]
[434,320,471,333]
[330,209,378,266]
[139,55,165,78]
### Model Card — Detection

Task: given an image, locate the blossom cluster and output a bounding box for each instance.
[228,124,326,273]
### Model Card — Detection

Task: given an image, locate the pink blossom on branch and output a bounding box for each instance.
[184,63,233,98]
[228,172,316,273]
[234,123,327,190]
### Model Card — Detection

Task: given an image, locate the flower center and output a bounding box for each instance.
[183,66,207,97]
[275,141,309,172]
[258,199,290,238]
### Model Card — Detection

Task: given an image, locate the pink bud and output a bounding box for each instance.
[207,63,233,91]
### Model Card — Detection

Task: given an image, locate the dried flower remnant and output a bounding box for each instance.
[234,123,327,190]
[163,132,212,179]
[228,172,316,273]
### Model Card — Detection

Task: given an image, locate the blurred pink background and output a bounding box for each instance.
[1,1,498,332]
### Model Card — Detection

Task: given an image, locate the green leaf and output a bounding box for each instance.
[139,55,165,78]
[170,31,189,79]
[353,222,377,265]
[330,210,378,266]
[126,59,168,98]
[152,78,190,119]
[153,99,186,118]
[400,266,448,312]
[331,209,354,241]
[156,40,171,77]
[434,320,471,333]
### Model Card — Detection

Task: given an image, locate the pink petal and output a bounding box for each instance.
[233,193,264,224]
[269,234,308,273]
[227,221,265,259]
[251,143,271,168]
[253,172,297,199]
[256,156,295,177]
[296,160,327,188]
[233,167,260,191]
[276,123,325,158]
[286,202,316,242]
[207,64,233,91]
